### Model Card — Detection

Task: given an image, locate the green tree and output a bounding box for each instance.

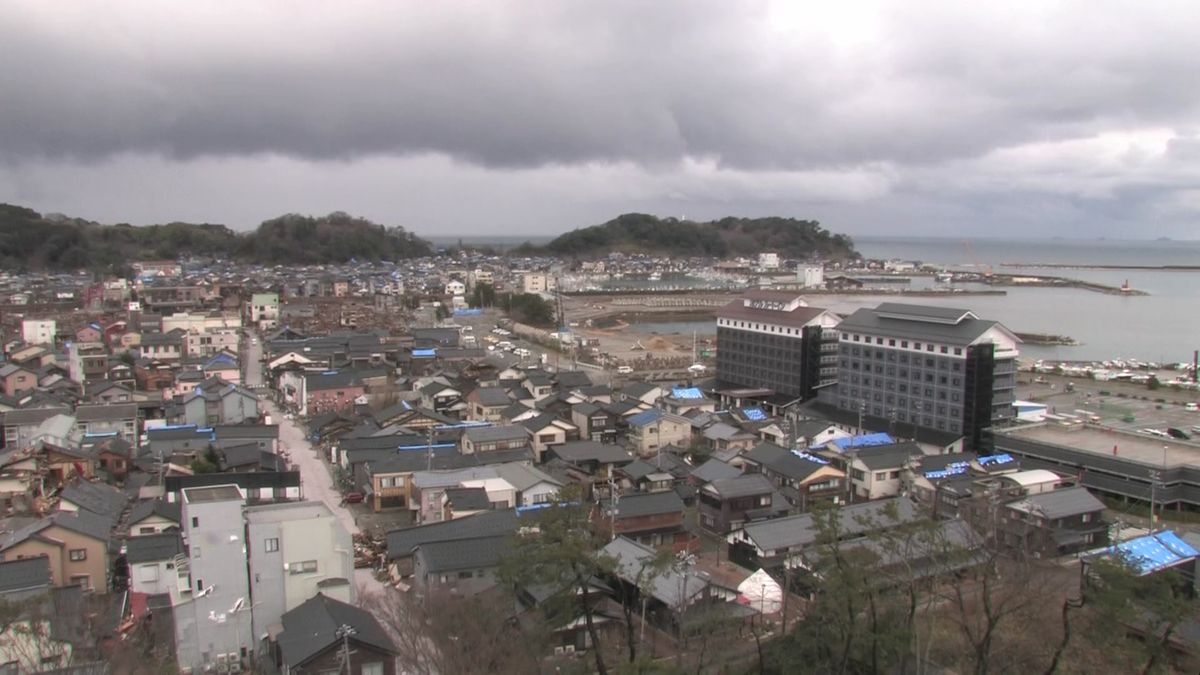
[499,487,615,675]
[470,282,497,308]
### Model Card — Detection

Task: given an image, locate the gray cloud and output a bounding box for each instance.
[1,2,1199,237]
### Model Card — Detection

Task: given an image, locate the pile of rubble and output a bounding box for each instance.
[353,532,386,569]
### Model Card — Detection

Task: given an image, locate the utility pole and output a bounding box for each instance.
[336,624,356,675]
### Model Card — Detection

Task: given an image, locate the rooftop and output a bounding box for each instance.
[182,485,243,503]
[1001,424,1200,469]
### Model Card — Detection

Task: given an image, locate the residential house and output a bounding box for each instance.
[125,532,186,599]
[271,593,397,675]
[466,386,512,422]
[385,509,519,581]
[844,442,925,501]
[442,486,492,520]
[620,382,664,407]
[697,474,786,534]
[0,510,112,592]
[999,486,1108,557]
[139,332,184,362]
[740,442,846,511]
[571,402,618,444]
[461,425,530,455]
[303,370,365,416]
[726,497,921,571]
[626,409,691,457]
[0,363,37,395]
[418,380,463,417]
[73,403,139,446]
[2,406,70,448]
[412,533,510,598]
[180,377,260,426]
[127,499,182,536]
[522,412,579,462]
[598,490,690,551]
[245,500,356,660]
[0,556,52,602]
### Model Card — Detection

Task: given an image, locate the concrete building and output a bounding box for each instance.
[247,293,280,329]
[799,265,825,289]
[715,290,841,399]
[21,319,56,346]
[174,485,254,673]
[519,272,556,294]
[245,501,356,662]
[827,303,1019,449]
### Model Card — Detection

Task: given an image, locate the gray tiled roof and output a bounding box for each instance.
[73,403,138,422]
[837,304,1001,345]
[1007,486,1105,520]
[704,474,775,499]
[387,509,519,559]
[127,498,181,527]
[736,497,919,552]
[549,441,631,465]
[464,425,528,444]
[689,458,742,483]
[60,480,129,520]
[444,487,491,511]
[608,491,684,519]
[0,557,51,594]
[278,593,396,667]
[125,532,183,564]
[415,534,511,573]
[856,442,924,470]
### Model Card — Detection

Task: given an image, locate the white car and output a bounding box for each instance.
[616,366,633,374]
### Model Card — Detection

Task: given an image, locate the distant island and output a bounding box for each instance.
[0,204,857,270]
[0,204,433,271]
[516,213,859,260]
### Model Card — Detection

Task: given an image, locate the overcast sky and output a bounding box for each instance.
[2,1,1199,239]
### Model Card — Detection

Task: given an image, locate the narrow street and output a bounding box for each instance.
[244,330,389,599]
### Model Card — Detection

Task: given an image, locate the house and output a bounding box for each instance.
[620,382,664,406]
[418,380,463,417]
[845,442,925,501]
[2,406,70,449]
[359,447,532,513]
[272,593,397,675]
[83,436,134,478]
[303,370,365,416]
[73,403,139,446]
[127,498,182,536]
[461,425,530,454]
[571,402,618,443]
[597,490,690,551]
[626,409,692,457]
[386,509,519,581]
[180,377,260,426]
[699,422,759,454]
[546,441,633,481]
[999,486,1108,557]
[245,500,357,659]
[0,363,38,395]
[58,478,129,525]
[740,442,846,511]
[139,332,184,361]
[0,556,53,601]
[726,497,921,571]
[600,536,741,636]
[697,474,786,534]
[442,486,492,520]
[0,510,113,592]
[466,386,512,422]
[522,412,579,463]
[125,532,185,599]
[412,533,511,598]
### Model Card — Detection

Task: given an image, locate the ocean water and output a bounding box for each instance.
[629,237,1200,365]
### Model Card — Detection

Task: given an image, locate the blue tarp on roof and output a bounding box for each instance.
[977,453,1015,466]
[742,408,767,421]
[412,349,437,357]
[627,409,664,426]
[453,309,483,316]
[790,451,829,465]
[1113,530,1199,576]
[671,387,704,399]
[832,433,895,451]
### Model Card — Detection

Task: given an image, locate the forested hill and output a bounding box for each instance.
[523,213,858,259]
[0,204,433,270]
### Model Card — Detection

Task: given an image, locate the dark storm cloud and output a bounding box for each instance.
[3,1,1199,171]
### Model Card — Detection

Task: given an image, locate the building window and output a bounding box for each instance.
[193,547,201,558]
[69,549,87,562]
[139,526,156,535]
[265,538,279,553]
[191,517,199,528]
[289,560,318,575]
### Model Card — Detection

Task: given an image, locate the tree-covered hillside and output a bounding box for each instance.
[526,213,858,260]
[0,204,432,270]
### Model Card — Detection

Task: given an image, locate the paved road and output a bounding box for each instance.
[245,329,389,600]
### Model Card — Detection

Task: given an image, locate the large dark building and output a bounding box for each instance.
[825,303,1019,449]
[715,291,840,399]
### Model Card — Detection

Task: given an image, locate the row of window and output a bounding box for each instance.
[843,333,965,356]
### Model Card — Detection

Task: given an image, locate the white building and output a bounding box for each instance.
[799,265,825,289]
[520,272,556,294]
[21,319,56,346]
[245,501,356,661]
[444,280,466,296]
[757,253,781,270]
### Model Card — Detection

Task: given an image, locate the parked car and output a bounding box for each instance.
[342,492,365,504]
[617,366,633,374]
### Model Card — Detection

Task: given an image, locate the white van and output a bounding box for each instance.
[616,366,633,374]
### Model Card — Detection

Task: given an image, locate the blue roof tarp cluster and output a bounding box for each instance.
[924,462,970,480]
[977,453,1015,466]
[412,348,437,357]
[832,433,895,451]
[671,387,704,399]
[1113,530,1199,576]
[453,308,483,316]
[742,407,767,421]
[791,451,829,465]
